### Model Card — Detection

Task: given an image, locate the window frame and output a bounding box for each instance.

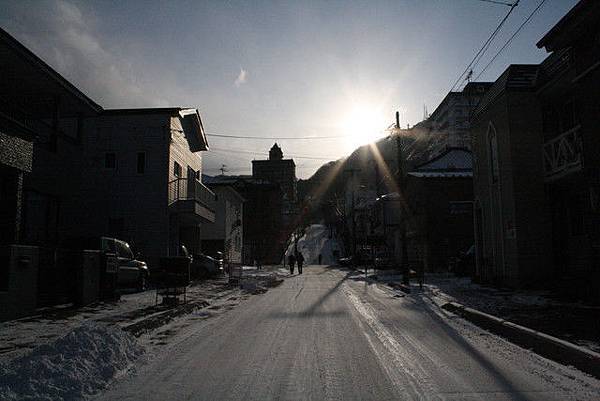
[174,161,182,178]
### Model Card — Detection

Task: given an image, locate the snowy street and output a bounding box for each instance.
[97,265,599,401]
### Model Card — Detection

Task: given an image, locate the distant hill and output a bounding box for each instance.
[298,122,450,210]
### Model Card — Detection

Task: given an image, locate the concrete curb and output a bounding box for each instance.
[441,301,600,379]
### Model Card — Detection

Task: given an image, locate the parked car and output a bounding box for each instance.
[100,237,149,290]
[63,236,149,291]
[191,252,223,277]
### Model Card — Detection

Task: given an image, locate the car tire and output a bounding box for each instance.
[137,273,147,292]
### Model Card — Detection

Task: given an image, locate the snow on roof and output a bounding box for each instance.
[408,171,472,178]
[413,147,472,172]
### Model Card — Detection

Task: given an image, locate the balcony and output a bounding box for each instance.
[543,125,583,182]
[168,178,216,223]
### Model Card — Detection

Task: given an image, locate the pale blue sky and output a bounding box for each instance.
[1,0,578,177]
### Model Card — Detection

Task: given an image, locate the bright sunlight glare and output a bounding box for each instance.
[341,104,388,150]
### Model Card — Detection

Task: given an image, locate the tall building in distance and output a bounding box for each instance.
[252,143,297,204]
[427,82,493,149]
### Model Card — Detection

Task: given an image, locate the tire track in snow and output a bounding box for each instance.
[344,286,440,400]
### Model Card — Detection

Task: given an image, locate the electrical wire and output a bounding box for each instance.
[206,132,347,140]
[472,0,514,6]
[475,0,548,80]
[210,147,337,161]
[448,0,519,92]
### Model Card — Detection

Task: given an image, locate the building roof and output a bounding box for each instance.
[408,171,472,178]
[0,27,102,117]
[412,147,472,171]
[104,107,209,152]
[209,184,246,203]
[202,174,279,188]
[427,82,493,122]
[472,64,539,120]
[202,174,249,185]
[408,147,472,179]
[102,107,187,115]
[537,0,600,52]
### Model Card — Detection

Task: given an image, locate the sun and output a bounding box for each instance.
[341,105,388,150]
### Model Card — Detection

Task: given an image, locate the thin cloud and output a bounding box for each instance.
[234,68,247,87]
[1,0,167,107]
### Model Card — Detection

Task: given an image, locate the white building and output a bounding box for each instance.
[72,107,215,269]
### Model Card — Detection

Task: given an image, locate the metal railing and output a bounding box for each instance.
[168,177,217,212]
[543,125,583,181]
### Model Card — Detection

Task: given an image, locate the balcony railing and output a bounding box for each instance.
[168,177,217,214]
[543,125,583,182]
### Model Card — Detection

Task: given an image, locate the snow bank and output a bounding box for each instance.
[286,224,343,265]
[0,323,143,401]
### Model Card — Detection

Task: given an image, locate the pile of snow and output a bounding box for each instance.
[285,224,343,265]
[0,323,143,401]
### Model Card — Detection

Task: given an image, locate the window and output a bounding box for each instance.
[116,240,134,260]
[487,124,499,183]
[174,161,182,177]
[137,152,146,174]
[105,152,116,169]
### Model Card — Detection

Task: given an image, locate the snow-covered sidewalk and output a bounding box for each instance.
[374,271,600,354]
[0,267,290,401]
[0,278,239,364]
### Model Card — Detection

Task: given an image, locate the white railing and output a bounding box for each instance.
[543,125,583,181]
[168,178,217,212]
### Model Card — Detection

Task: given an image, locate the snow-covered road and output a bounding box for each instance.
[97,266,599,401]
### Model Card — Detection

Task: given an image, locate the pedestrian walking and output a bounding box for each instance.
[288,253,296,274]
[318,253,322,265]
[297,252,305,274]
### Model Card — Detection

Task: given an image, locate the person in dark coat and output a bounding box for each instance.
[288,254,296,274]
[296,252,305,274]
[318,253,322,265]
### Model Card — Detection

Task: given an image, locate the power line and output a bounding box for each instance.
[448,0,519,92]
[475,0,548,81]
[210,147,337,161]
[472,0,514,6]
[206,132,347,140]
[209,148,331,163]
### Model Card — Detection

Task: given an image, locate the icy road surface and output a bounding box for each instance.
[98,266,599,401]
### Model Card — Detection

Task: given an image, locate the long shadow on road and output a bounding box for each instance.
[400,289,536,401]
[267,268,354,319]
[267,265,535,399]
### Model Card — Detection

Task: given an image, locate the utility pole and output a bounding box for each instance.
[395,111,410,285]
[344,168,361,260]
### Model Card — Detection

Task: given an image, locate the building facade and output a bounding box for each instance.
[73,108,215,269]
[471,65,548,288]
[200,183,244,265]
[0,28,103,250]
[471,0,600,301]
[536,0,600,301]
[427,82,492,150]
[374,148,474,271]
